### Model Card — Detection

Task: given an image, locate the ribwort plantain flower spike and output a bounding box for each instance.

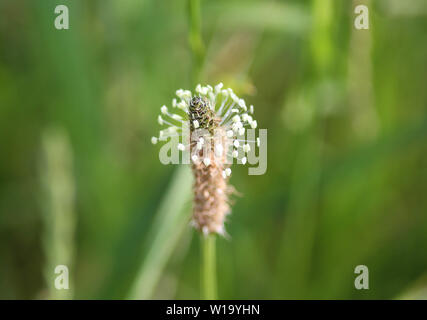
[152,83,260,236]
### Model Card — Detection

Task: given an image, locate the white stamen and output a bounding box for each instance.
[151,137,158,144]
[172,114,183,121]
[157,115,164,125]
[215,83,223,93]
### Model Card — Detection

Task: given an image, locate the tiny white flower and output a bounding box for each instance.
[232,150,239,158]
[241,157,247,165]
[230,92,238,102]
[195,84,202,93]
[176,89,184,97]
[151,137,158,144]
[243,144,251,153]
[215,83,223,93]
[233,140,240,148]
[192,154,199,163]
[221,89,229,97]
[226,130,234,138]
[242,114,249,122]
[161,105,168,114]
[231,108,239,113]
[232,121,243,132]
[222,171,227,179]
[182,90,192,99]
[238,99,246,109]
[177,143,185,151]
[238,127,245,136]
[225,168,232,176]
[157,115,164,125]
[203,158,211,167]
[250,120,257,129]
[193,120,200,129]
[177,100,187,110]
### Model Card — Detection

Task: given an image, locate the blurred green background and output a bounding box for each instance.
[1,0,427,299]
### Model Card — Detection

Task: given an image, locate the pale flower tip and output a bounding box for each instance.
[226,130,234,138]
[191,154,199,163]
[151,137,158,145]
[233,140,240,148]
[238,98,246,109]
[232,150,238,158]
[177,143,185,151]
[241,157,247,165]
[243,144,250,153]
[225,168,232,176]
[215,82,223,92]
[161,105,168,114]
[157,115,163,125]
[250,120,258,129]
[238,127,245,136]
[203,158,211,167]
[193,120,199,129]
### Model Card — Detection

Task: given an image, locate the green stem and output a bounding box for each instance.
[188,0,205,84]
[201,234,217,299]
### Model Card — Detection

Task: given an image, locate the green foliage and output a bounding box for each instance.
[0,0,427,299]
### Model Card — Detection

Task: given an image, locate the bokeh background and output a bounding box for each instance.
[1,0,427,299]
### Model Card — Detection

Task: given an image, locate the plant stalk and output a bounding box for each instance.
[201,234,217,299]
